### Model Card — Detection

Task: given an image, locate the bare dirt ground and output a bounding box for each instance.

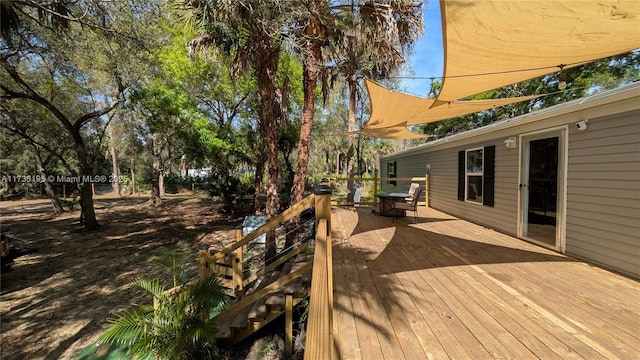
[0,193,243,360]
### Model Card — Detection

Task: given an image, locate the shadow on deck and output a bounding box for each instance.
[330,206,639,360]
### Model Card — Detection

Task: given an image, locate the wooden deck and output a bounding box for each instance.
[331,206,640,360]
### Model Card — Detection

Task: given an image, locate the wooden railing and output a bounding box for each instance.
[162,182,336,358]
[197,187,335,357]
[331,175,429,207]
[304,181,336,360]
[198,193,316,297]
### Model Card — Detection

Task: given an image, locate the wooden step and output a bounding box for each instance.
[216,256,313,344]
[247,266,284,320]
[294,253,308,263]
[264,292,284,307]
[247,297,268,321]
[220,269,278,334]
[230,304,253,329]
[216,316,234,339]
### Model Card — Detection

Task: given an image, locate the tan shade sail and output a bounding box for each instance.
[436,0,640,103]
[341,126,429,140]
[363,78,539,129]
[363,78,437,129]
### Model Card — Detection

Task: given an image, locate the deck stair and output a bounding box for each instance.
[215,253,313,345]
[192,189,332,357]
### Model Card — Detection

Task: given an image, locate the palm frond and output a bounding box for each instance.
[128,278,166,299]
[186,277,231,314]
[98,308,151,347]
[148,241,193,286]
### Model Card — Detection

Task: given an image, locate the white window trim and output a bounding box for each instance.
[465,147,484,204]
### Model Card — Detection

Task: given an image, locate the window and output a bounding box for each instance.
[387,161,397,186]
[466,148,483,203]
[458,146,495,206]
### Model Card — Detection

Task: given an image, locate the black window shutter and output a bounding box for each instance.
[483,145,495,207]
[458,151,465,201]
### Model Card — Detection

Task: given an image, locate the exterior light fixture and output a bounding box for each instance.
[576,120,588,131]
[504,137,517,148]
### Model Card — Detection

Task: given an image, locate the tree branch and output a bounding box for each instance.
[1,123,74,172]
[73,100,120,132]
[1,59,75,133]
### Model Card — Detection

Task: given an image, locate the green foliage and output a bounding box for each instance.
[98,242,231,360]
[74,343,130,360]
[237,172,255,195]
[148,242,195,288]
[305,173,326,191]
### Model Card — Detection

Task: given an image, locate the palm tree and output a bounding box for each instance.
[288,0,424,205]
[331,1,424,202]
[99,242,230,360]
[170,0,296,263]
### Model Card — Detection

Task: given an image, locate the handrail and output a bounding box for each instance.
[331,175,429,207]
[304,183,336,360]
[196,183,337,358]
[242,242,310,287]
[211,194,316,261]
[212,261,313,322]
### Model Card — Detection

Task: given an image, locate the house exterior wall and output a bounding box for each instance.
[381,140,520,236]
[380,83,640,278]
[565,110,640,278]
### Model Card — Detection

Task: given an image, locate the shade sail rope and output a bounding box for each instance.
[381,54,636,82]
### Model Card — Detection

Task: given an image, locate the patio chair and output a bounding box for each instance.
[406,182,420,201]
[393,186,422,223]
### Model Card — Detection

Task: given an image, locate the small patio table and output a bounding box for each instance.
[376,192,411,217]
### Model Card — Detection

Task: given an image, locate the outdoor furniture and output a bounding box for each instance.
[393,187,422,223]
[375,192,411,217]
[406,183,420,201]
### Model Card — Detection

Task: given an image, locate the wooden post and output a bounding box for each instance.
[91,183,95,196]
[305,181,334,360]
[63,183,66,199]
[373,176,379,207]
[234,229,244,297]
[199,248,209,279]
[285,293,293,358]
[424,174,430,207]
[316,178,332,230]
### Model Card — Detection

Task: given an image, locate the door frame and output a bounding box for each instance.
[517,126,568,253]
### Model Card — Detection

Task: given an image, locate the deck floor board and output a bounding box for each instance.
[330,206,640,360]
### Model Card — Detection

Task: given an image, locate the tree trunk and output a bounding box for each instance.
[32,146,64,214]
[75,135,99,229]
[148,134,163,205]
[253,152,264,215]
[159,171,165,197]
[345,77,357,203]
[130,157,136,195]
[107,124,121,197]
[1,58,109,230]
[287,21,324,251]
[324,150,330,174]
[159,136,166,198]
[290,20,324,206]
[255,41,281,265]
[218,181,236,214]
